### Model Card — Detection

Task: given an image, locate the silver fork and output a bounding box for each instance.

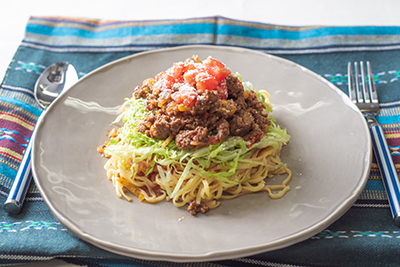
[348,61,400,226]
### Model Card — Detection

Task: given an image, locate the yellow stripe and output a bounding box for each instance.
[0,89,39,108]
[29,183,39,194]
[380,107,400,116]
[0,114,34,131]
[1,100,38,118]
[0,158,17,171]
[359,190,387,200]
[386,133,400,139]
[382,123,400,128]
[0,173,39,193]
[0,147,22,161]
[0,173,13,189]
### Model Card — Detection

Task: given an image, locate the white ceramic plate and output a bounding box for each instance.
[32,45,371,262]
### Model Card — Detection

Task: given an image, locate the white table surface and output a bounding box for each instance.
[2,0,400,266]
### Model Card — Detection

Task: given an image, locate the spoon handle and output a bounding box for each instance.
[4,125,35,214]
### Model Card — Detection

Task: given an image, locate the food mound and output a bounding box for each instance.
[98,55,291,215]
[134,55,270,151]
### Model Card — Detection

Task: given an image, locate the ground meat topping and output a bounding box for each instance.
[135,55,271,150]
[187,200,210,215]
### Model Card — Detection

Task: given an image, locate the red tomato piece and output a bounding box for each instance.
[155,70,175,90]
[214,68,231,81]
[155,71,166,82]
[173,62,186,82]
[204,57,225,69]
[195,72,217,91]
[173,62,185,77]
[163,75,175,90]
[208,135,219,145]
[183,93,197,107]
[171,92,183,104]
[204,57,231,81]
[183,69,199,86]
[185,63,197,70]
[216,79,228,100]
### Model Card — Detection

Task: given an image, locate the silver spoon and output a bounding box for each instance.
[4,62,78,214]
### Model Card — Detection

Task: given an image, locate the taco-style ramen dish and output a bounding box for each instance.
[98,55,291,215]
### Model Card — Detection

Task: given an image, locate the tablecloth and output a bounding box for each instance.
[0,16,400,267]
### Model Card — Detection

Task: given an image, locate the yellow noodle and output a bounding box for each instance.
[103,143,292,211]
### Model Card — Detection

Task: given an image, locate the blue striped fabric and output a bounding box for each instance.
[0,15,400,267]
[22,17,400,53]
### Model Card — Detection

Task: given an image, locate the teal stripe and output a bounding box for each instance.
[364,180,385,191]
[218,25,400,40]
[0,96,41,118]
[377,115,400,124]
[25,23,217,39]
[26,21,400,41]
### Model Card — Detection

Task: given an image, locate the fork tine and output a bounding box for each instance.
[367,61,379,104]
[360,61,371,103]
[347,62,356,103]
[354,62,364,103]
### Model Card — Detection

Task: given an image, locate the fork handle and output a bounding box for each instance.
[369,124,400,226]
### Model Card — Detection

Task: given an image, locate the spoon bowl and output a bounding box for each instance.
[35,62,78,108]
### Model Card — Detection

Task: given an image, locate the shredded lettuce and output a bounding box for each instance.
[104,78,290,191]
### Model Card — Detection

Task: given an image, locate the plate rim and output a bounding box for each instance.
[32,44,372,262]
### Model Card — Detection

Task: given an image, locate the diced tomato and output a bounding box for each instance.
[216,79,228,100]
[204,57,225,69]
[204,112,210,119]
[156,58,230,102]
[215,67,231,81]
[155,71,175,90]
[173,62,186,82]
[208,135,219,145]
[171,92,184,104]
[163,76,175,90]
[204,57,231,81]
[183,69,199,86]
[172,84,198,107]
[173,62,185,77]
[155,71,164,82]
[183,63,206,85]
[195,72,217,91]
[156,69,172,81]
[183,93,197,107]
[185,63,197,71]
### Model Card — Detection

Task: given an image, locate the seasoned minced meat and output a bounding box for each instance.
[187,200,210,215]
[217,119,230,143]
[175,126,209,150]
[133,78,154,99]
[169,116,184,136]
[192,90,219,115]
[229,110,254,137]
[135,56,271,150]
[149,115,171,140]
[226,73,244,99]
